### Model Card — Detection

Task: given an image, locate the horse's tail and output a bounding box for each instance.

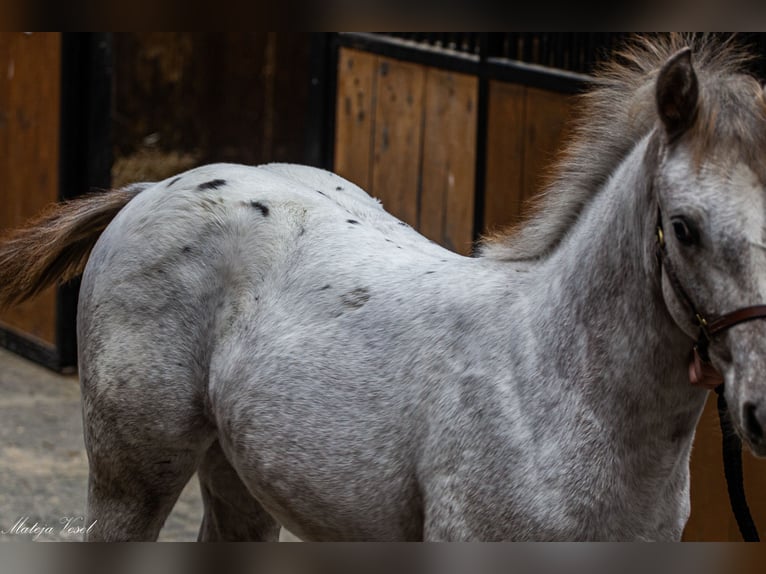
[0,184,146,308]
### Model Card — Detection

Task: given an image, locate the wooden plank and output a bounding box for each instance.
[0,32,61,347]
[740,424,766,535]
[483,81,526,234]
[333,47,377,190]
[419,69,477,255]
[483,82,573,237]
[684,396,734,540]
[370,57,425,227]
[684,394,766,540]
[521,86,573,202]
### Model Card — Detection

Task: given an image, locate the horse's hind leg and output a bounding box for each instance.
[197,440,280,541]
[81,371,214,541]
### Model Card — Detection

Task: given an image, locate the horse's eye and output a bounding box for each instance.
[671,216,697,246]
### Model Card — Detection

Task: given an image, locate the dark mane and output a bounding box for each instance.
[479,33,766,261]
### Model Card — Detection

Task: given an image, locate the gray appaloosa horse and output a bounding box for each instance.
[1,34,766,541]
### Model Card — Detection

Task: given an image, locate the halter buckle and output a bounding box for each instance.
[688,347,724,389]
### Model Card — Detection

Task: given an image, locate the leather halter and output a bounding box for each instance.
[655,208,766,389]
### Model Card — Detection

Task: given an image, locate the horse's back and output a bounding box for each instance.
[78,159,465,379]
[78,162,404,385]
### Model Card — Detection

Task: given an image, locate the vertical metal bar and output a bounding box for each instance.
[500,33,510,59]
[521,32,533,63]
[540,33,550,68]
[760,34,766,79]
[471,33,495,252]
[551,33,562,70]
[449,32,459,51]
[57,32,113,371]
[305,33,337,169]
[585,33,595,73]
[532,33,541,64]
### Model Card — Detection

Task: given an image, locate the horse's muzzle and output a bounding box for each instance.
[723,330,766,457]
[742,400,765,448]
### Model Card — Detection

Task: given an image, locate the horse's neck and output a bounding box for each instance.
[534,135,706,444]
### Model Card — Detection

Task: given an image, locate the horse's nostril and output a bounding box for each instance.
[743,402,764,442]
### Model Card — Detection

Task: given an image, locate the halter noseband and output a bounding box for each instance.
[655,208,766,389]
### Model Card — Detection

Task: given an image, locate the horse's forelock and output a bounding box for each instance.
[479,33,763,261]
[687,74,766,184]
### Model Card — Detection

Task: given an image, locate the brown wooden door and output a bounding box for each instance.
[0,33,111,372]
[334,47,477,255]
[0,33,62,363]
[483,80,573,234]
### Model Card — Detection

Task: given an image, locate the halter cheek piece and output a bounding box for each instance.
[656,207,765,542]
[655,208,766,389]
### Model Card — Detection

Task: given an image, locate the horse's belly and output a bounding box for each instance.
[212,378,423,541]
[243,473,421,541]
[226,439,422,541]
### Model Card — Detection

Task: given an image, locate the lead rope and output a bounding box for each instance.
[714,386,760,541]
[655,209,759,541]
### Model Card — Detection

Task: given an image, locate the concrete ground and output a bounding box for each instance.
[0,347,202,542]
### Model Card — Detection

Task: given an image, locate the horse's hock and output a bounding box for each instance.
[2,33,766,540]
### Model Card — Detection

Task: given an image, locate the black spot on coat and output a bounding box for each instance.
[341,287,370,309]
[198,179,227,191]
[168,176,181,187]
[250,201,270,216]
[347,219,359,225]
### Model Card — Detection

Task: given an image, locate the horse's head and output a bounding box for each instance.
[652,43,766,454]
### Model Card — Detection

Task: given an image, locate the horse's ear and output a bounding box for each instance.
[656,47,698,140]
